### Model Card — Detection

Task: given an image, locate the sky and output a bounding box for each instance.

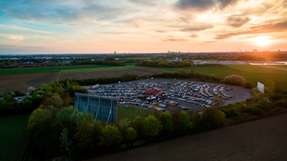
[0,0,286,53]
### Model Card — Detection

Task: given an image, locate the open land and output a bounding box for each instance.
[0,65,161,92]
[91,113,287,161]
[1,64,287,92]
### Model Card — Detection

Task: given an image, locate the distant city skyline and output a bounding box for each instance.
[0,0,286,53]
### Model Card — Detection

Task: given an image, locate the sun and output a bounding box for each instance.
[254,36,272,47]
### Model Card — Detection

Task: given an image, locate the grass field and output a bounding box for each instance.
[159,65,287,91]
[0,115,29,161]
[118,106,150,121]
[0,65,133,76]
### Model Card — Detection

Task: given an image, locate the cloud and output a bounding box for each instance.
[216,19,287,39]
[163,36,187,42]
[226,15,250,27]
[180,24,213,32]
[0,0,130,22]
[176,0,238,10]
[128,0,157,6]
[7,35,25,42]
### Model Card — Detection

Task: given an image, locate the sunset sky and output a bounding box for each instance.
[0,0,286,53]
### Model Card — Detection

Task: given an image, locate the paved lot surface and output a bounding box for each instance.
[91,114,287,161]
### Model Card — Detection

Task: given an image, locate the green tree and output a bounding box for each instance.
[100,125,123,147]
[125,127,137,146]
[159,112,174,135]
[174,111,192,134]
[132,116,145,139]
[223,74,247,87]
[193,109,226,130]
[27,108,60,159]
[142,115,162,139]
[41,93,64,109]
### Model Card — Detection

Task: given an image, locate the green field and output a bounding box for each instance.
[0,115,29,161]
[159,65,287,91]
[0,65,133,76]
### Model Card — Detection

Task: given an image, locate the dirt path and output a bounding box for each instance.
[90,114,287,161]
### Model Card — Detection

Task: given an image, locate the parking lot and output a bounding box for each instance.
[87,79,251,111]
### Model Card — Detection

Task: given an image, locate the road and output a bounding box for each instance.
[90,113,287,161]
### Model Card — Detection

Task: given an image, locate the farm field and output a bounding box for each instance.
[0,65,132,76]
[0,66,161,92]
[159,65,287,91]
[0,115,29,161]
[1,64,287,92]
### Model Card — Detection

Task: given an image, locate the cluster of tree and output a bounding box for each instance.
[0,80,84,115]
[74,72,251,89]
[137,59,192,68]
[71,59,126,66]
[221,91,287,122]
[222,74,251,88]
[25,107,226,161]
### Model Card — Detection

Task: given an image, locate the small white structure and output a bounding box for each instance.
[257,82,265,93]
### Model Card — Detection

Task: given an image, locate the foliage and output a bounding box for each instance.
[159,112,174,134]
[137,59,192,68]
[142,115,162,139]
[41,93,64,109]
[222,74,248,87]
[100,125,123,147]
[193,109,225,130]
[174,111,192,134]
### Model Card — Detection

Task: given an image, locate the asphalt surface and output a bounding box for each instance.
[90,113,287,161]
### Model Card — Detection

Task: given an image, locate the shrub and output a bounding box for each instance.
[132,116,145,139]
[142,115,162,139]
[124,127,137,145]
[223,74,247,87]
[221,104,242,118]
[27,108,60,159]
[73,116,102,156]
[244,106,263,115]
[41,93,64,109]
[100,125,123,147]
[174,111,192,134]
[28,108,54,129]
[193,109,226,130]
[159,112,174,135]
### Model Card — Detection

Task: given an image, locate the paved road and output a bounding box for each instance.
[91,114,287,161]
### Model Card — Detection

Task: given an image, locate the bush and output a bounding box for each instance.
[124,127,137,145]
[159,112,174,135]
[221,104,243,118]
[193,109,225,130]
[142,115,162,139]
[41,93,64,109]
[27,108,60,159]
[100,125,123,147]
[244,106,263,115]
[174,111,192,134]
[73,116,102,156]
[132,116,145,139]
[223,74,247,87]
